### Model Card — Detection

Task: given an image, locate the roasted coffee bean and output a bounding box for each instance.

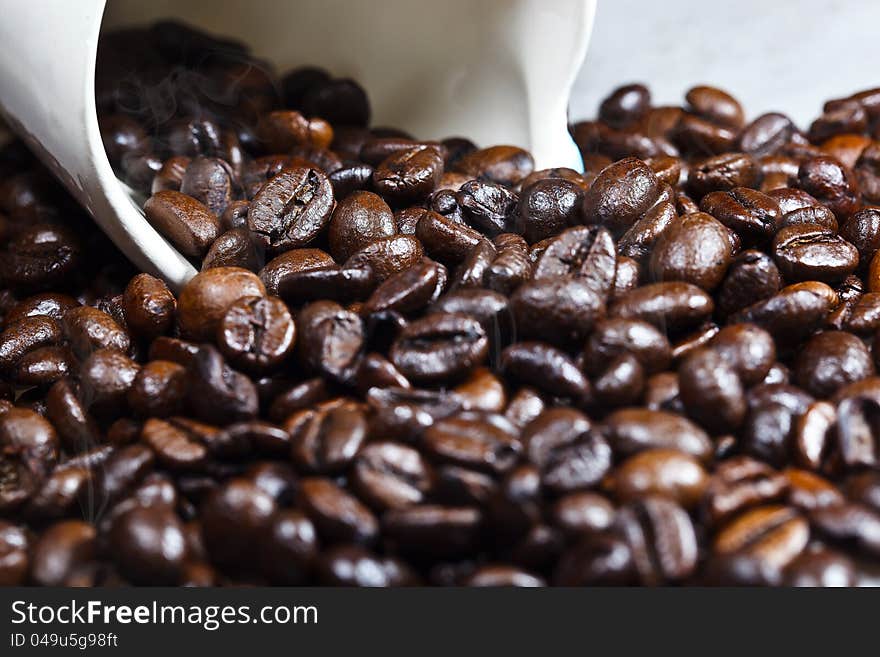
[186,346,258,423]
[500,342,590,400]
[582,157,660,233]
[127,360,188,418]
[518,178,582,243]
[687,152,760,200]
[678,348,746,433]
[783,546,857,587]
[700,187,780,245]
[389,313,487,385]
[793,331,874,398]
[423,412,520,474]
[738,113,798,157]
[856,143,880,203]
[810,503,880,558]
[297,301,364,381]
[45,379,100,451]
[178,267,266,341]
[584,318,672,375]
[534,226,616,298]
[0,521,28,585]
[553,534,636,585]
[603,408,712,461]
[649,212,732,290]
[122,274,175,340]
[372,146,443,205]
[798,156,860,218]
[511,277,605,346]
[29,520,96,586]
[615,496,698,585]
[202,228,262,271]
[673,113,738,155]
[456,179,519,236]
[785,468,843,511]
[685,85,744,129]
[0,316,63,373]
[731,282,838,343]
[316,545,418,587]
[1,224,82,292]
[78,348,140,417]
[772,225,859,284]
[248,167,335,252]
[179,157,232,217]
[618,200,678,262]
[217,295,295,373]
[835,393,880,468]
[328,191,395,262]
[716,250,782,317]
[383,505,482,558]
[343,235,423,283]
[258,249,335,296]
[522,408,611,493]
[143,190,220,258]
[289,404,367,474]
[4,293,79,326]
[840,207,880,266]
[109,505,186,584]
[352,441,433,511]
[597,84,650,128]
[713,505,809,571]
[14,345,75,387]
[414,209,484,266]
[299,477,378,545]
[200,478,277,568]
[609,281,714,333]
[453,146,533,187]
[708,324,776,385]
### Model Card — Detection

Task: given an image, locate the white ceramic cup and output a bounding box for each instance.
[0,0,595,289]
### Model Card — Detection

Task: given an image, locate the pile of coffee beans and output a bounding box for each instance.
[2,21,880,586]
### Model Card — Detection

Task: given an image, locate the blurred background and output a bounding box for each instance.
[571,0,878,126]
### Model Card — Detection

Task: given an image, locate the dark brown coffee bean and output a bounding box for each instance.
[4,293,79,326]
[141,417,208,469]
[202,228,262,271]
[518,178,583,243]
[372,146,443,205]
[700,187,780,245]
[738,113,798,157]
[258,248,335,296]
[810,503,880,558]
[200,478,277,568]
[609,281,714,333]
[122,273,175,340]
[785,468,843,511]
[289,404,367,474]
[343,235,423,283]
[179,157,233,216]
[615,496,697,585]
[0,521,28,585]
[798,156,860,218]
[731,282,837,343]
[582,157,660,233]
[217,295,295,373]
[14,345,75,387]
[687,152,759,199]
[716,250,782,317]
[714,505,809,571]
[351,441,433,511]
[598,84,650,127]
[453,146,533,186]
[840,207,880,266]
[500,342,589,401]
[127,360,188,418]
[456,179,520,237]
[603,408,712,462]
[708,324,776,385]
[423,412,520,474]
[328,191,395,262]
[248,166,334,252]
[701,457,788,526]
[297,301,364,381]
[856,143,880,203]
[772,224,859,284]
[315,544,418,586]
[608,448,708,508]
[793,331,874,398]
[185,344,257,424]
[177,266,266,341]
[618,200,678,262]
[511,277,605,346]
[685,85,744,129]
[45,379,100,451]
[383,504,482,558]
[299,477,378,545]
[78,348,140,417]
[678,348,746,433]
[143,190,220,257]
[0,316,63,373]
[389,313,487,385]
[534,226,617,299]
[29,520,96,586]
[649,212,732,290]
[220,200,249,231]
[109,505,186,584]
[522,408,611,493]
[783,546,857,587]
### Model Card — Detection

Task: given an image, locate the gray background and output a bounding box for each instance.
[570,0,878,127]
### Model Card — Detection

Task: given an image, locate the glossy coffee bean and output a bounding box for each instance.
[177,267,266,341]
[390,313,487,385]
[144,190,220,258]
[217,295,295,373]
[582,157,660,233]
[122,274,175,340]
[328,191,395,262]
[649,212,732,290]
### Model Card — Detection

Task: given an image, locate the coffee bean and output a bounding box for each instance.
[608,448,708,508]
[328,191,395,262]
[649,212,732,290]
[738,113,798,157]
[603,408,712,461]
[383,505,482,558]
[798,156,860,219]
[296,301,364,381]
[615,496,698,585]
[122,274,175,340]
[685,85,744,129]
[299,477,378,545]
[511,277,605,346]
[29,520,96,586]
[794,331,874,398]
[390,313,487,385]
[144,190,220,257]
[454,146,534,186]
[609,281,714,333]
[109,505,186,584]
[217,295,295,373]
[731,282,838,343]
[713,505,809,571]
[518,178,582,242]
[423,412,521,474]
[178,267,266,341]
[289,404,367,474]
[202,228,262,272]
[127,360,188,418]
[200,478,277,568]
[248,167,335,252]
[582,158,660,233]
